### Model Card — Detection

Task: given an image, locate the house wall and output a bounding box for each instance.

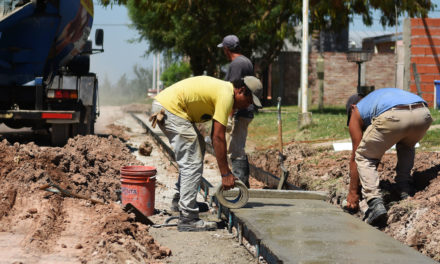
[407,18,440,105]
[308,52,396,105]
[263,51,396,106]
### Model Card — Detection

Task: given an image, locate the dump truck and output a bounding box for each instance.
[0,0,103,145]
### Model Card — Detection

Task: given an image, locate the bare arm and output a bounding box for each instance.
[346,106,364,210]
[212,120,235,190]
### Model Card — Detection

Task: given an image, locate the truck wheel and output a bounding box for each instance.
[51,124,71,146]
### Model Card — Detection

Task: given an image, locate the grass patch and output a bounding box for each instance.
[420,129,440,150]
[419,109,440,150]
[248,105,348,149]
[430,108,440,125]
[248,106,440,150]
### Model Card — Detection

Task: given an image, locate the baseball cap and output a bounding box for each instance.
[217,35,240,49]
[243,76,263,108]
[346,94,362,126]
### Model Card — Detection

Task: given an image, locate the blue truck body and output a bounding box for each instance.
[0,0,102,145]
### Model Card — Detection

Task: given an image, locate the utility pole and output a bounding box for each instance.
[318,31,325,111]
[156,52,161,94]
[152,54,156,93]
[298,0,312,128]
[394,3,398,89]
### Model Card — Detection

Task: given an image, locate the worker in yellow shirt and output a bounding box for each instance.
[150,75,262,232]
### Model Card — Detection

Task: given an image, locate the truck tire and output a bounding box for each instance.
[51,124,71,146]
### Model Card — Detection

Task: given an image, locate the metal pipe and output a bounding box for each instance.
[300,0,309,113]
[217,204,222,220]
[256,243,260,258]
[238,223,243,245]
[228,213,233,233]
[152,54,156,91]
[204,184,208,200]
[156,52,160,94]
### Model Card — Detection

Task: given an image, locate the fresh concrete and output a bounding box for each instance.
[231,198,436,264]
[212,188,327,201]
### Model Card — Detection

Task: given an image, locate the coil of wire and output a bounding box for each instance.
[215,180,249,209]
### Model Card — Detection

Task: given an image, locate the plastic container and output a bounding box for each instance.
[120,165,157,216]
[435,80,440,109]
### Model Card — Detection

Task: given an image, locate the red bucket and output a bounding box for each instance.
[120,165,157,216]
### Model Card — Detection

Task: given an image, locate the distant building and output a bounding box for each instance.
[362,33,402,53]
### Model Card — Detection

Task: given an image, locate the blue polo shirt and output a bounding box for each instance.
[357,88,426,127]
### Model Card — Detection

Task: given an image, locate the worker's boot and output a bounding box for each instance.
[364,197,387,227]
[177,214,217,232]
[170,193,180,212]
[396,182,415,200]
[231,157,250,188]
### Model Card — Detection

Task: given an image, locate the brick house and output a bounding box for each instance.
[259,18,440,107]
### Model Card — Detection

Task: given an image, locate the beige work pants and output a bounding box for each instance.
[355,106,432,202]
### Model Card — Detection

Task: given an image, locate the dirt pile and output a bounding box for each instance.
[384,152,440,260]
[249,143,440,261]
[250,143,350,203]
[0,135,170,263]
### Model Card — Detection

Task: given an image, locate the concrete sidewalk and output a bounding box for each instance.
[230,197,436,264]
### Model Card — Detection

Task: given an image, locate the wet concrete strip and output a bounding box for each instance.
[213,188,327,200]
[230,198,437,264]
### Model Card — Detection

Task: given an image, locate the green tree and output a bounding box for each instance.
[99,0,434,75]
[161,61,192,87]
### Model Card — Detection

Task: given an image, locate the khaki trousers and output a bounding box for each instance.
[355,106,432,202]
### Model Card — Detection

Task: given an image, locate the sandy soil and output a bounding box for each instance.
[249,142,440,261]
[0,135,170,263]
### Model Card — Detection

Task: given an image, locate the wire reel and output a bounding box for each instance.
[215,180,249,209]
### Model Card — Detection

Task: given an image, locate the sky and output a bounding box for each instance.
[90,4,152,85]
[90,2,440,86]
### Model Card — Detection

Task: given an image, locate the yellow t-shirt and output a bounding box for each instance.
[155,76,234,126]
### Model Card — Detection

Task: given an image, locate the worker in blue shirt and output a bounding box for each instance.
[345,88,432,227]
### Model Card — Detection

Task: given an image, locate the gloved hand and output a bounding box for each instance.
[149,109,165,128]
